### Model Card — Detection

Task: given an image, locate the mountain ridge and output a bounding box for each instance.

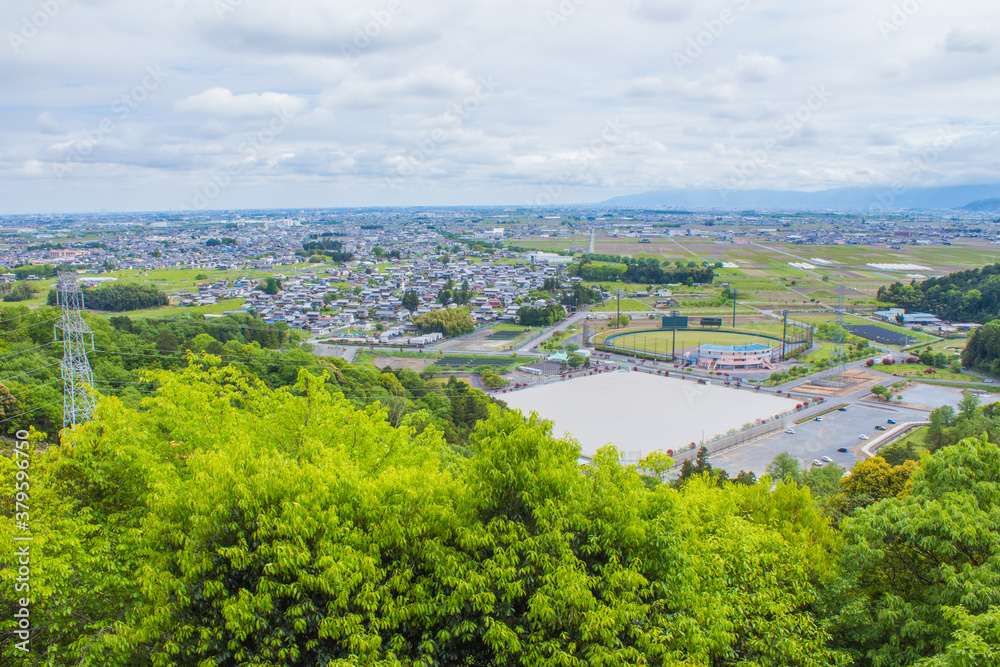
[600,184,1000,212]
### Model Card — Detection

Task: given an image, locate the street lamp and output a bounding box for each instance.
[615,289,624,328]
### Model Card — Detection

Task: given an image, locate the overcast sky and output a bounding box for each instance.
[2,0,998,213]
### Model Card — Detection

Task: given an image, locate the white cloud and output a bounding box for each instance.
[945,27,993,53]
[0,0,998,211]
[629,0,696,22]
[733,53,784,82]
[35,112,65,135]
[174,88,308,117]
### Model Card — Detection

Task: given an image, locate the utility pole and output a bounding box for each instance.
[54,275,96,429]
[731,288,739,327]
[782,310,788,360]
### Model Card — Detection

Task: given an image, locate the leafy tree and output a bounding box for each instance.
[928,405,957,450]
[766,452,804,485]
[261,276,282,295]
[2,281,37,302]
[517,304,566,327]
[802,462,846,505]
[401,290,419,311]
[870,385,890,401]
[479,368,508,390]
[835,436,1000,666]
[0,382,14,419]
[413,307,475,338]
[830,456,917,519]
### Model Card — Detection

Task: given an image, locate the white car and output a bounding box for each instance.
[822,456,833,463]
[785,428,796,434]
[858,434,869,440]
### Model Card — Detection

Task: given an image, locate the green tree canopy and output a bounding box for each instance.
[836,436,1000,667]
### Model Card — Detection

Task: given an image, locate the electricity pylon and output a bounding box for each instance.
[54,275,96,429]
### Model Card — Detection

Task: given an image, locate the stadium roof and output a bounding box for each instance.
[699,344,773,353]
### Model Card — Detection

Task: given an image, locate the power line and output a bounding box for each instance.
[1,317,62,337]
[0,341,57,363]
[6,379,62,401]
[0,308,59,328]
[1,362,62,383]
[0,399,63,426]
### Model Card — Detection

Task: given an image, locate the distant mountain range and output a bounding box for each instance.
[600,184,1000,212]
[960,198,1000,213]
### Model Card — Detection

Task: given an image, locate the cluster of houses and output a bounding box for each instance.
[156,240,580,343]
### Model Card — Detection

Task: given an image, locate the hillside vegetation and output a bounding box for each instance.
[1,358,999,665]
[877,262,1000,322]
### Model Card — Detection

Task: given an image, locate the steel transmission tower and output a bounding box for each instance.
[54,275,96,428]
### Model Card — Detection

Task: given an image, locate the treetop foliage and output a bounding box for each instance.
[877,262,1000,323]
[45,282,169,312]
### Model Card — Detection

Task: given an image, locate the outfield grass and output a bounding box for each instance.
[595,329,783,356]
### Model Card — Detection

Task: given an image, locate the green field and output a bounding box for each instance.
[881,363,974,383]
[127,299,249,319]
[589,298,653,312]
[595,329,784,356]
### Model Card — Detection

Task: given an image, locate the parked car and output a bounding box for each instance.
[785,428,796,434]
[814,416,823,422]
[837,447,848,453]
[887,419,896,424]
[858,434,869,440]
[822,456,833,463]
[875,425,885,431]
[812,460,823,467]
[838,407,848,412]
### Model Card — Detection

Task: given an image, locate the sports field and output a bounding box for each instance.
[596,329,785,357]
[502,371,798,458]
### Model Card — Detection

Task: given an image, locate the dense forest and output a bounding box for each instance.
[0,305,496,446]
[517,303,566,326]
[962,319,1000,375]
[45,283,169,312]
[1,358,999,665]
[2,298,1000,665]
[876,262,1000,322]
[412,307,476,338]
[569,254,716,285]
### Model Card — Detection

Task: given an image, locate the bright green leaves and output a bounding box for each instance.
[838,436,1000,667]
[1,362,863,666]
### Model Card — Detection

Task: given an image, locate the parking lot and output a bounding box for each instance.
[709,402,933,476]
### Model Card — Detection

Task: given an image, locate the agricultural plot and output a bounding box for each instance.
[486,329,524,340]
[589,298,653,312]
[432,356,520,369]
